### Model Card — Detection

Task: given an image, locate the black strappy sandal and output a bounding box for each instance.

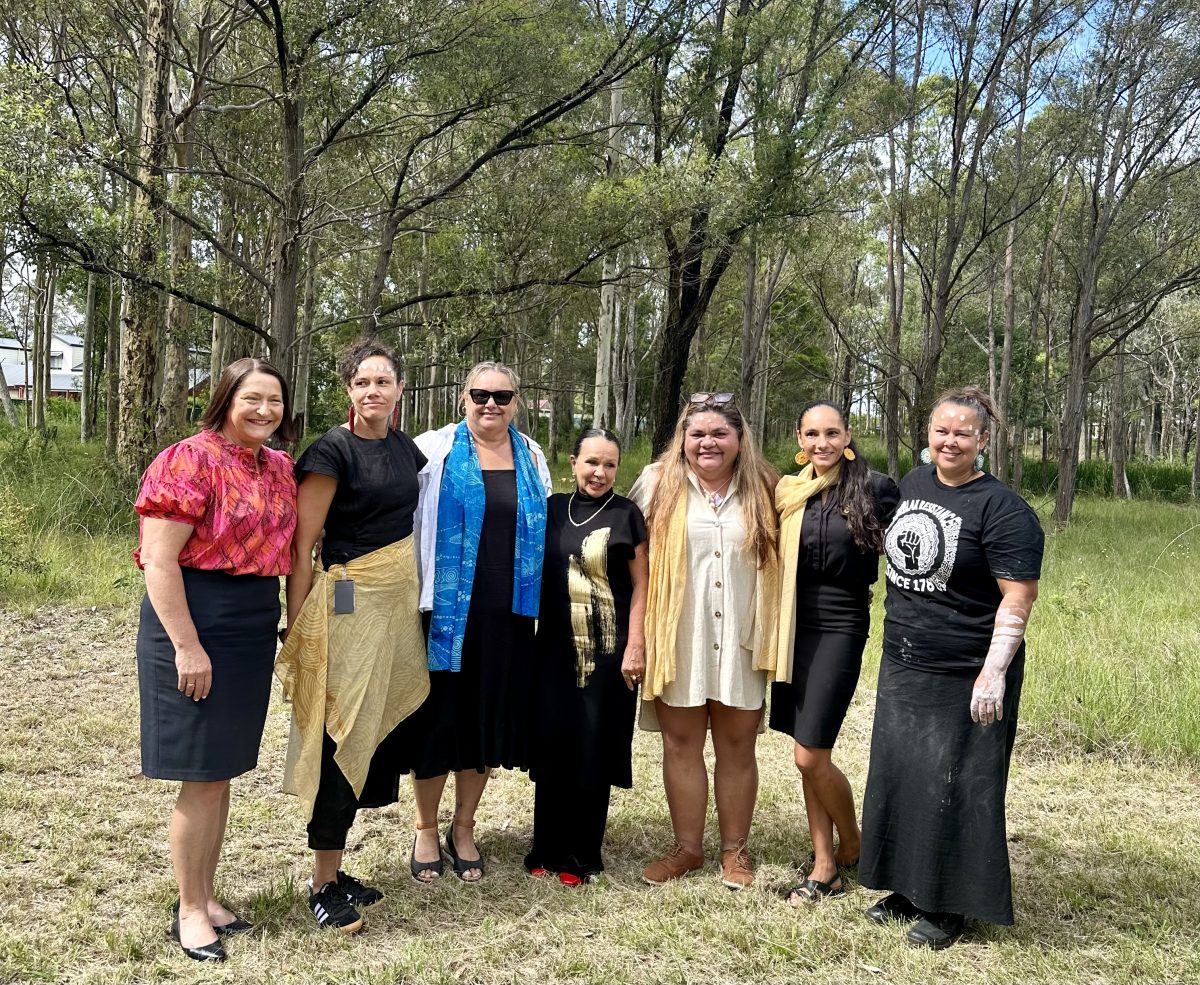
[444,818,484,882]
[410,820,444,883]
[786,874,845,905]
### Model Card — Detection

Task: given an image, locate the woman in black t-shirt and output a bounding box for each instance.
[276,340,430,935]
[772,401,898,906]
[859,386,1044,949]
[525,428,649,885]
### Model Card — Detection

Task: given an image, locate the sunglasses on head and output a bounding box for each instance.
[468,388,516,407]
[689,391,735,407]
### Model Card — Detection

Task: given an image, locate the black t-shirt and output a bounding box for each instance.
[881,466,1044,671]
[295,425,427,567]
[539,491,647,661]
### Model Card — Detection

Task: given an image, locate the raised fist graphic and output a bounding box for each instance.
[898,528,921,570]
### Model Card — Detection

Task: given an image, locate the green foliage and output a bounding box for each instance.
[1020,457,1196,502]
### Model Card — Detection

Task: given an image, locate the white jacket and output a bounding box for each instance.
[413,422,553,612]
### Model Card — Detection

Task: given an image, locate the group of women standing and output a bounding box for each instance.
[134,341,1043,962]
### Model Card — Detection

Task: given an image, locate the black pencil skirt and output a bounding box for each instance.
[136,568,280,781]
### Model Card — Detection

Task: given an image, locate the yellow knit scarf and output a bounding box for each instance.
[774,463,841,683]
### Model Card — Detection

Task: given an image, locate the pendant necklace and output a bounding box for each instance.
[568,490,615,528]
[699,476,732,509]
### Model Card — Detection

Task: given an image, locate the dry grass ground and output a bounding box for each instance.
[2,606,1198,984]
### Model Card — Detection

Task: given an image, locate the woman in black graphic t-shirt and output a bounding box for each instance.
[859,386,1044,950]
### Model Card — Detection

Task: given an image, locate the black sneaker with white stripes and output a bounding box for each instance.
[308,881,363,934]
[336,870,383,907]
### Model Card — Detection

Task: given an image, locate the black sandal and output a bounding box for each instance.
[786,875,845,905]
[410,820,444,883]
[445,818,484,882]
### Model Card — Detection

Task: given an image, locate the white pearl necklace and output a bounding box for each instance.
[567,490,615,527]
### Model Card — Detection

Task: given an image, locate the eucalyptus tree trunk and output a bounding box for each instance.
[884,0,922,479]
[118,0,174,475]
[104,278,120,458]
[995,33,1034,487]
[80,272,98,441]
[1192,399,1200,499]
[0,229,19,427]
[293,235,319,439]
[616,285,639,441]
[31,263,55,431]
[593,7,627,430]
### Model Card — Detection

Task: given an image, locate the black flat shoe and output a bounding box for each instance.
[863,892,923,926]
[906,912,965,949]
[169,914,227,962]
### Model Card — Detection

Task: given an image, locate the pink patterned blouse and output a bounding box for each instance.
[134,429,298,576]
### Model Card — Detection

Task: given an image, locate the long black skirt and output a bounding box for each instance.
[136,568,280,781]
[859,649,1025,925]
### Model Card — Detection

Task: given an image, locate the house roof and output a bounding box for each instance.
[0,337,26,351]
[3,364,82,391]
[54,333,85,347]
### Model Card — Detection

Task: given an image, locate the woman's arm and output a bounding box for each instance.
[140,518,210,701]
[620,540,649,690]
[971,578,1039,725]
[284,474,338,636]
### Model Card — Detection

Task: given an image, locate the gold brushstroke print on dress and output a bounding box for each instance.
[568,527,615,687]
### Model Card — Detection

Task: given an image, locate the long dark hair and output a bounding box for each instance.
[199,357,297,444]
[796,400,882,554]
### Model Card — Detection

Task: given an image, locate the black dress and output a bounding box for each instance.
[396,470,537,778]
[526,491,647,877]
[769,471,899,748]
[860,466,1044,925]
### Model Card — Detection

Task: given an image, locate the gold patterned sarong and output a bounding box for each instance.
[275,537,429,821]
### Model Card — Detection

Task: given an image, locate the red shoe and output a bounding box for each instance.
[558,872,583,887]
[528,866,552,878]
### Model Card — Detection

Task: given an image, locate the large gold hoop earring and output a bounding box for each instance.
[794,449,809,467]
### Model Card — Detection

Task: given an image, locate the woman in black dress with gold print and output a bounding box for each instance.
[525,428,649,885]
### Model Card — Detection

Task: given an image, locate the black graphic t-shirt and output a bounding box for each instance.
[882,465,1044,671]
[295,425,427,567]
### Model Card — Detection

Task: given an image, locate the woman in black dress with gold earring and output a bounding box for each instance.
[773,401,898,905]
[525,428,649,884]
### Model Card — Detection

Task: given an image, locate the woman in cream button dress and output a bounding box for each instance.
[629,393,780,889]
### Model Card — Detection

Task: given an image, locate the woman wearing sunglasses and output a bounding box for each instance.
[398,361,552,882]
[629,393,781,889]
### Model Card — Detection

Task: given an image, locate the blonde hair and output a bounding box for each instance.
[645,402,779,568]
[458,360,521,416]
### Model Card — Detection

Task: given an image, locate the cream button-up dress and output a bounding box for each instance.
[629,465,766,717]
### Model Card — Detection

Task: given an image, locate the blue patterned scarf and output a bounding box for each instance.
[428,421,547,672]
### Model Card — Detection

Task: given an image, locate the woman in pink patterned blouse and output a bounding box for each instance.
[134,358,297,962]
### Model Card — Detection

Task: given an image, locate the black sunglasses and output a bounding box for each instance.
[468,388,516,407]
[689,391,734,407]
